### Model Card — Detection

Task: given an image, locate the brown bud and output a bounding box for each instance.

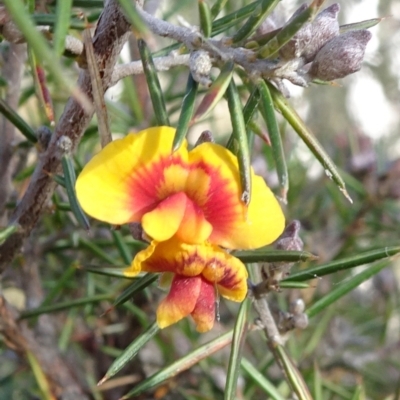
[302,3,340,62]
[309,30,372,81]
[275,220,303,252]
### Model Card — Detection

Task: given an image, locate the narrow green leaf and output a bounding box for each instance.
[313,362,323,400]
[110,274,158,310]
[306,259,392,318]
[210,0,228,19]
[0,98,37,143]
[32,14,87,30]
[20,294,113,319]
[191,61,234,125]
[258,0,324,58]
[258,79,288,201]
[61,155,90,231]
[286,246,400,282]
[211,2,258,36]
[340,18,383,34]
[225,298,250,400]
[99,322,160,384]
[121,330,234,399]
[0,225,19,245]
[199,0,212,38]
[79,238,122,266]
[53,0,73,56]
[116,0,148,35]
[83,29,112,147]
[83,265,140,278]
[138,39,170,126]
[172,74,198,152]
[268,81,352,203]
[226,80,251,204]
[111,230,132,265]
[350,385,365,400]
[241,357,285,400]
[232,0,280,44]
[234,249,318,264]
[275,344,313,400]
[26,351,53,400]
[3,0,92,111]
[279,281,309,289]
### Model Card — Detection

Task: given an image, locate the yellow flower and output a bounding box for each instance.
[76,126,284,249]
[76,126,285,331]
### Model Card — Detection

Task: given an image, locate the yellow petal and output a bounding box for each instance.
[76,126,188,225]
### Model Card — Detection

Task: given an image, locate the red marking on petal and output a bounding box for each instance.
[126,154,189,219]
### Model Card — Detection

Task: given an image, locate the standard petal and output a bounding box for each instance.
[156,275,201,329]
[76,126,188,225]
[189,142,285,249]
[191,278,216,332]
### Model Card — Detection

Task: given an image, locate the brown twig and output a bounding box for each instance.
[0,0,131,272]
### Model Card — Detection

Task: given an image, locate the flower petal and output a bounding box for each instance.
[76,126,188,225]
[188,142,285,249]
[156,275,201,329]
[142,192,187,241]
[191,278,216,332]
[202,250,248,302]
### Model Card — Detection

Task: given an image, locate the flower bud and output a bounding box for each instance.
[302,3,340,62]
[309,30,372,81]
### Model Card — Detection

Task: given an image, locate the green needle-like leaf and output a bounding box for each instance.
[3,0,92,111]
[211,2,258,36]
[232,0,280,44]
[61,155,90,231]
[286,246,400,282]
[241,357,285,400]
[111,231,132,265]
[306,259,393,318]
[268,81,352,203]
[199,0,212,38]
[226,80,252,205]
[235,249,318,263]
[340,18,383,34]
[0,225,19,245]
[210,0,228,19]
[99,322,160,384]
[0,98,37,143]
[116,0,148,35]
[110,274,158,310]
[121,330,234,399]
[275,344,313,400]
[20,294,113,319]
[258,0,324,58]
[53,0,73,56]
[191,61,234,125]
[258,79,288,201]
[225,298,250,400]
[172,73,198,152]
[138,39,170,126]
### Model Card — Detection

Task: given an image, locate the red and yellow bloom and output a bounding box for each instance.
[76,126,285,331]
[131,238,248,332]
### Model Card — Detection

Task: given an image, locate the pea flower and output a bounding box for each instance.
[76,126,284,249]
[130,237,248,332]
[76,126,285,331]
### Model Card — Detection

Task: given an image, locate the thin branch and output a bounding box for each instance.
[0,42,26,224]
[0,0,131,271]
[110,53,190,86]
